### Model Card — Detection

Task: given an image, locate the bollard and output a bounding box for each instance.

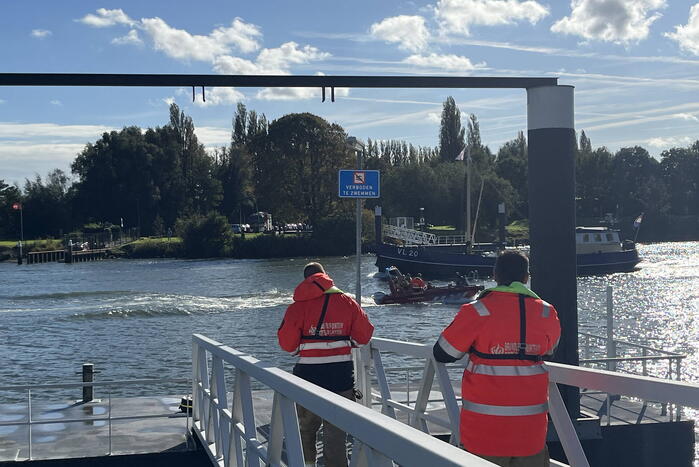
[82,363,94,402]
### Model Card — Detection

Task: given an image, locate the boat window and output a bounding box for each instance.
[594,234,602,242]
[583,234,589,242]
[606,233,614,241]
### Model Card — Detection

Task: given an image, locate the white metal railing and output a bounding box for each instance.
[368,337,699,467]
[191,334,497,467]
[0,377,191,461]
[382,224,437,245]
[435,235,468,245]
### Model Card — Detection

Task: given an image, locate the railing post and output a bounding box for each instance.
[606,286,616,371]
[547,382,590,467]
[371,347,396,418]
[434,361,461,445]
[108,392,112,455]
[410,359,435,432]
[27,389,32,460]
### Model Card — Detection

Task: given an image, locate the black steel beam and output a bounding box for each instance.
[0,73,557,89]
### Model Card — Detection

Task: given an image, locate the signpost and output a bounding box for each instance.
[339,165,379,407]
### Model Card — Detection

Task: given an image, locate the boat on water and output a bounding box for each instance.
[372,266,483,305]
[374,226,640,278]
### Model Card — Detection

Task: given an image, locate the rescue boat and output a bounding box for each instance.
[372,267,483,305]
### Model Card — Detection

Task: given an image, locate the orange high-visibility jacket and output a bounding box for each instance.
[434,289,561,457]
[278,273,374,365]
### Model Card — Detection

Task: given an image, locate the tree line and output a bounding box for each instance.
[1,97,698,243]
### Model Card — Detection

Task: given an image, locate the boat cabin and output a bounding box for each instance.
[576,227,622,254]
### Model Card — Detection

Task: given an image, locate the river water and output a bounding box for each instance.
[1,243,698,428]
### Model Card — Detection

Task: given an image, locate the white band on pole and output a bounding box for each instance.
[527,85,574,131]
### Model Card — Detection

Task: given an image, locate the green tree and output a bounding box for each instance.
[252,113,352,226]
[660,142,699,215]
[612,146,668,217]
[0,179,22,239]
[72,127,158,232]
[495,131,528,217]
[439,97,465,162]
[22,169,72,238]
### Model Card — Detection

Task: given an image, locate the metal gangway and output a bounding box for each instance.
[192,334,699,467]
[382,224,438,245]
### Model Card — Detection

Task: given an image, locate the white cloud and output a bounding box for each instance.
[193,126,231,146]
[79,8,134,28]
[140,17,261,62]
[112,29,143,46]
[258,42,330,70]
[427,112,441,123]
[666,3,699,55]
[163,97,175,106]
[551,0,666,44]
[674,112,699,122]
[370,15,430,52]
[213,55,265,74]
[212,42,329,75]
[50,100,62,106]
[645,136,693,148]
[435,0,549,36]
[403,53,485,71]
[0,122,113,139]
[31,29,52,39]
[0,142,82,183]
[193,87,245,107]
[255,86,349,101]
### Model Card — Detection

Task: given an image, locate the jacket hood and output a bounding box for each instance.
[293,273,339,302]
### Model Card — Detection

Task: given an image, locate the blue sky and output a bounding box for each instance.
[2,0,699,184]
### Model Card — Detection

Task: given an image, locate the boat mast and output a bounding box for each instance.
[465,146,471,251]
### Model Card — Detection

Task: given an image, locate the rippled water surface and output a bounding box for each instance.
[0,243,698,454]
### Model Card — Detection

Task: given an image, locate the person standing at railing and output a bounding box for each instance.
[432,250,560,467]
[278,262,374,467]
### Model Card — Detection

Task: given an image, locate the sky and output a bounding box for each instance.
[2,0,699,184]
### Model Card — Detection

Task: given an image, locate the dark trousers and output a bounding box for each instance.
[476,446,550,467]
[296,388,356,467]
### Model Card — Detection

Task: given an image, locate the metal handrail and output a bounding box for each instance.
[191,334,494,467]
[367,337,699,467]
[579,332,683,356]
[0,377,190,391]
[1,377,191,461]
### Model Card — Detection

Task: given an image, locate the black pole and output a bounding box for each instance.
[527,85,579,418]
[498,202,507,248]
[374,206,382,247]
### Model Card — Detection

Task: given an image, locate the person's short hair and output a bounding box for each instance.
[303,262,325,278]
[494,250,529,285]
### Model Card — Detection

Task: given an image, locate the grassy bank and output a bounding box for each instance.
[117,237,183,258]
[116,232,344,260]
[0,239,65,261]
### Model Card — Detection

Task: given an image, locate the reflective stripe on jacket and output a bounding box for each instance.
[278,273,374,365]
[435,288,561,457]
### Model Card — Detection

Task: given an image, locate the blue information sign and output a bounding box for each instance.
[338,170,380,198]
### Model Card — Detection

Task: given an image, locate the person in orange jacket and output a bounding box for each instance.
[278,262,374,467]
[433,251,560,466]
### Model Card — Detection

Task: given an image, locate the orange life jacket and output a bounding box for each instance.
[437,290,561,457]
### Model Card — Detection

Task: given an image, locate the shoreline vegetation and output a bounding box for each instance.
[3,214,698,263]
[2,99,699,254]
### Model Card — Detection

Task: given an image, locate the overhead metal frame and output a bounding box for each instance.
[0,73,557,89]
[0,72,577,417]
